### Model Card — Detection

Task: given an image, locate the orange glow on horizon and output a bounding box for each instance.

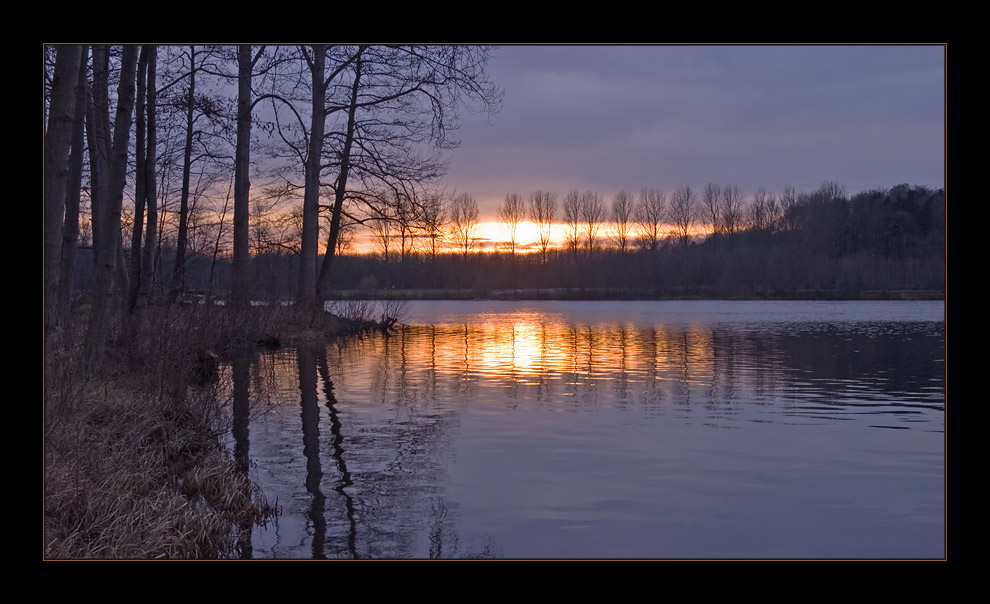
[345,219,707,255]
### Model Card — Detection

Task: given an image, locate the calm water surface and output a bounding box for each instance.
[221,300,945,559]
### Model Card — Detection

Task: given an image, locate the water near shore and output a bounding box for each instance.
[221,300,945,559]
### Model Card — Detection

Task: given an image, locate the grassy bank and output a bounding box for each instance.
[44,303,382,559]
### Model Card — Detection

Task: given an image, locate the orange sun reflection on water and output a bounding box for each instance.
[243,313,722,409]
[469,313,549,377]
[385,315,717,395]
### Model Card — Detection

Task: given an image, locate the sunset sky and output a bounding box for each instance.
[443,44,945,221]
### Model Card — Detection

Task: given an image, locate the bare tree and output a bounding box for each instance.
[85,45,140,353]
[394,190,416,263]
[562,190,582,257]
[128,45,159,316]
[529,190,557,264]
[498,192,525,258]
[206,176,234,299]
[764,190,783,231]
[165,45,233,299]
[719,185,745,235]
[636,188,666,251]
[780,185,799,231]
[138,47,159,313]
[179,168,232,256]
[232,45,262,309]
[449,193,480,259]
[817,180,846,204]
[297,45,329,307]
[371,214,395,266]
[56,45,89,329]
[748,187,778,232]
[243,44,345,306]
[702,183,721,237]
[250,187,303,256]
[228,45,283,307]
[418,189,447,261]
[44,44,84,335]
[668,185,697,246]
[314,46,502,300]
[332,213,357,257]
[580,190,605,256]
[608,190,634,253]
[128,46,151,312]
[171,45,200,299]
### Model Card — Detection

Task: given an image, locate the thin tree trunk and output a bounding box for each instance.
[172,45,195,299]
[115,230,130,320]
[298,45,326,310]
[56,45,88,331]
[44,44,83,335]
[138,45,158,311]
[208,175,234,301]
[231,45,253,309]
[316,48,364,299]
[87,46,111,273]
[85,59,106,273]
[128,47,150,314]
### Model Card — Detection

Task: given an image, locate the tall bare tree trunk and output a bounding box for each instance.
[316,48,364,300]
[87,47,111,277]
[231,45,253,309]
[85,45,139,357]
[138,45,158,311]
[298,45,326,310]
[171,45,195,299]
[85,52,107,273]
[44,44,83,336]
[56,45,89,331]
[128,47,150,314]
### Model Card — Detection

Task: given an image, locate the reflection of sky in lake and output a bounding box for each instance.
[223,301,944,559]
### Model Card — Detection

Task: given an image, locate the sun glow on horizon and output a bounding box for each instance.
[474,220,555,252]
[345,218,702,255]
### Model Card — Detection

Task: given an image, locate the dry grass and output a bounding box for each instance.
[44,380,276,559]
[42,304,322,559]
[44,302,383,559]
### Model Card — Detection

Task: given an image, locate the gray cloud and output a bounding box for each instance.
[445,44,945,216]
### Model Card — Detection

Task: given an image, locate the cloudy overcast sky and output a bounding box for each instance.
[443,44,945,218]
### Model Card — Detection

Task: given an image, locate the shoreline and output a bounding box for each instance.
[326,288,946,302]
[44,305,393,560]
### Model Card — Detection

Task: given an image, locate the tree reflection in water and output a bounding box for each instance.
[222,302,944,559]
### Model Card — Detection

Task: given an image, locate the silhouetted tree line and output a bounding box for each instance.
[100,181,941,301]
[332,181,943,298]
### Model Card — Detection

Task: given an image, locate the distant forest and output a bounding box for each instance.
[72,181,944,300]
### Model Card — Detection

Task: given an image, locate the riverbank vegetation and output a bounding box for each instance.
[44,302,396,558]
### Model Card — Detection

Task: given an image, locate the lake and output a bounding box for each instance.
[220,300,945,559]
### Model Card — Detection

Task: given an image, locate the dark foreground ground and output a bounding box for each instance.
[43,305,391,560]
